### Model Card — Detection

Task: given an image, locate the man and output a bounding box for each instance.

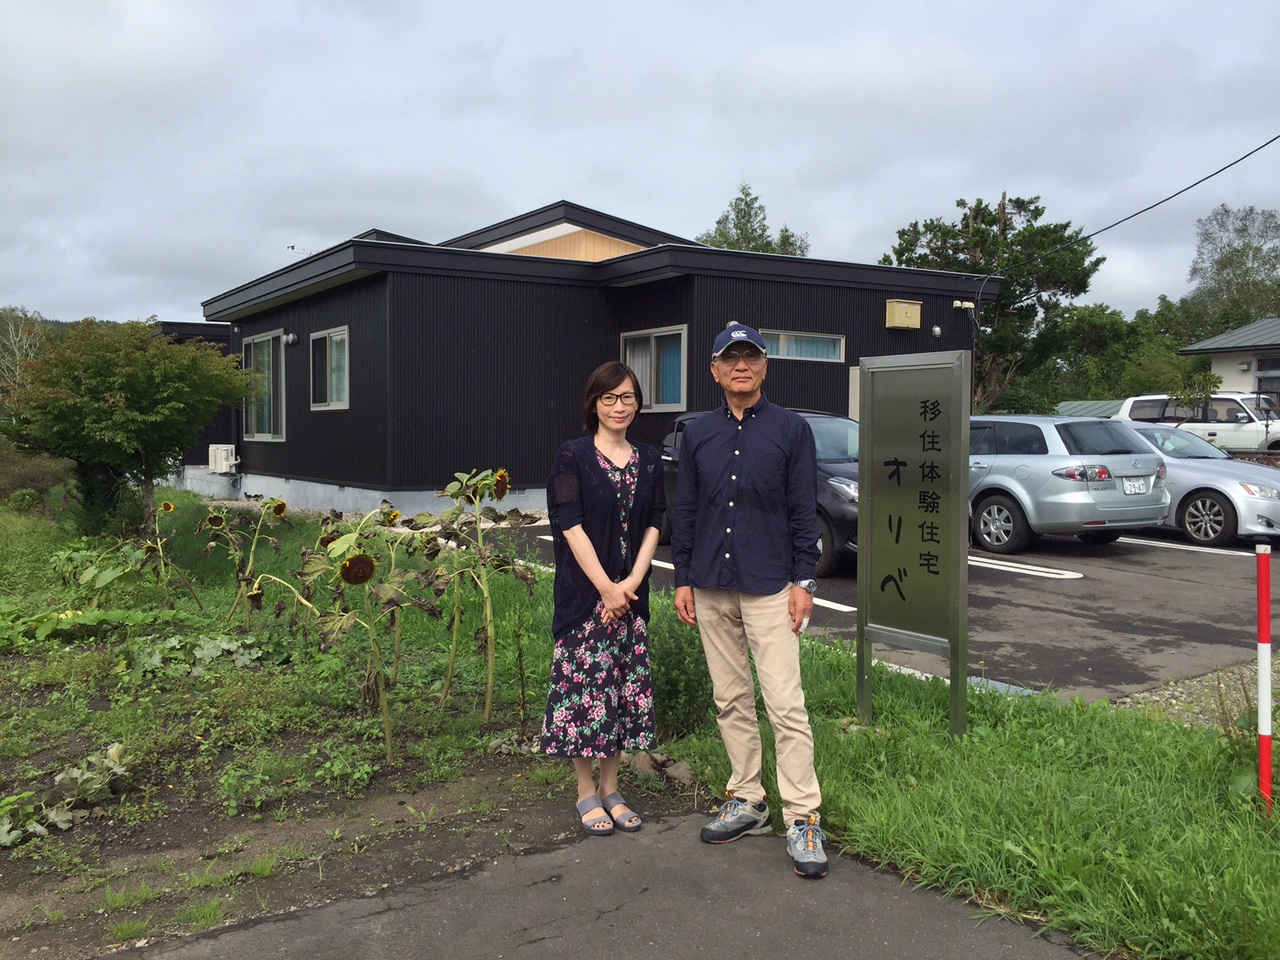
[671,322,827,879]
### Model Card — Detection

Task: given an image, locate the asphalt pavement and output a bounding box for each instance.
[135,811,1090,960]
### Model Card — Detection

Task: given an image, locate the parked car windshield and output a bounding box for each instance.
[1133,426,1232,460]
[1055,420,1145,456]
[806,416,859,463]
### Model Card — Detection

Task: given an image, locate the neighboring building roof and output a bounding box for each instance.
[352,228,430,245]
[1180,317,1280,355]
[1055,400,1123,418]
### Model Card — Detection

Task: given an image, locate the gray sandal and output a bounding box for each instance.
[576,796,614,836]
[600,792,642,832]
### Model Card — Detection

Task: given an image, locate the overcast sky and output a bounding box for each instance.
[3,1,1278,327]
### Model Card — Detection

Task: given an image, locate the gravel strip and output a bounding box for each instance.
[1113,657,1278,729]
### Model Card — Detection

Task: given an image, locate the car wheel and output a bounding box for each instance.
[1181,490,1238,548]
[814,515,838,578]
[1077,531,1122,545]
[971,493,1031,554]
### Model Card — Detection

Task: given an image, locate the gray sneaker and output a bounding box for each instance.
[786,817,828,878]
[699,796,771,843]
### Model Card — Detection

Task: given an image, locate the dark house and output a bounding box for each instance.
[196,201,995,512]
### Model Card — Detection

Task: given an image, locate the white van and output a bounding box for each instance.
[1115,392,1280,451]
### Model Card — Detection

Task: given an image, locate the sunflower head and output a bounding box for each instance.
[206,514,225,529]
[387,510,401,525]
[340,554,376,585]
[161,501,174,513]
[493,469,510,501]
[319,532,339,549]
[246,589,264,611]
[272,500,288,518]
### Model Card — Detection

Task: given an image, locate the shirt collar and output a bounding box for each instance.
[721,392,770,419]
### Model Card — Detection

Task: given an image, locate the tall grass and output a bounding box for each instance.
[672,640,1280,959]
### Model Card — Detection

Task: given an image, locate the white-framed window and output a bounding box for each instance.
[310,326,349,411]
[761,329,844,362]
[243,330,285,441]
[622,324,687,412]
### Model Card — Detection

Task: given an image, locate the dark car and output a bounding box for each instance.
[657,409,860,577]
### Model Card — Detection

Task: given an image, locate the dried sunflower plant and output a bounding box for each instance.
[247,503,446,762]
[428,469,539,725]
[197,497,290,628]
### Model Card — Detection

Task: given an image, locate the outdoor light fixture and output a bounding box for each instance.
[283,333,298,345]
[1239,360,1253,372]
[932,325,942,338]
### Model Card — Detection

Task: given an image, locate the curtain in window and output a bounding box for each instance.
[655,333,682,405]
[789,334,839,359]
[625,338,653,404]
[329,332,347,404]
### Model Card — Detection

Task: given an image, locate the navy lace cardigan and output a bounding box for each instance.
[546,436,666,638]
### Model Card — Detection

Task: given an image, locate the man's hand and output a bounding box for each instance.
[674,586,697,626]
[789,584,814,635]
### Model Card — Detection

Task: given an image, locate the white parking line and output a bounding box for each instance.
[1119,536,1256,557]
[967,556,1083,579]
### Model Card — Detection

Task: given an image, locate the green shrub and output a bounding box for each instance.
[0,437,74,499]
[7,488,41,513]
[647,594,715,740]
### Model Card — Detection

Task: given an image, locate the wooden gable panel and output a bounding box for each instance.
[509,229,644,262]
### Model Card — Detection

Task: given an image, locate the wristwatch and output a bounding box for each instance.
[795,579,817,594]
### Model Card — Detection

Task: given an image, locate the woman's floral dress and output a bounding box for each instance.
[540,447,656,758]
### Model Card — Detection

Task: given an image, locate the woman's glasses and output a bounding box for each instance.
[600,392,638,406]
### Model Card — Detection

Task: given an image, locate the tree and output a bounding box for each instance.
[880,195,1103,411]
[1186,204,1280,329]
[0,306,52,421]
[697,182,811,256]
[2,318,253,531]
[1017,303,1132,405]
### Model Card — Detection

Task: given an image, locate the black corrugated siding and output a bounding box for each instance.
[691,275,974,415]
[234,276,390,487]
[230,266,978,494]
[386,274,615,490]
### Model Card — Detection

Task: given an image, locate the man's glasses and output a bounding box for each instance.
[716,350,765,366]
[600,392,639,406]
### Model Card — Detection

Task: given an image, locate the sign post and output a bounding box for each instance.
[1259,543,1273,812]
[857,351,970,736]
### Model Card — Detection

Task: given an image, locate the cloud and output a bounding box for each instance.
[2,0,1278,324]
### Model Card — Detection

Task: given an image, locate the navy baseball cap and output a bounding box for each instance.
[712,323,767,359]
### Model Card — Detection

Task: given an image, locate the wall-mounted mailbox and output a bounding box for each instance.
[886,299,922,330]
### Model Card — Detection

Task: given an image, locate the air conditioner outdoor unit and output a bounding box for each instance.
[208,444,240,474]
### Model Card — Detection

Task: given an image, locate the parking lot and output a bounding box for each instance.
[530,529,1269,702]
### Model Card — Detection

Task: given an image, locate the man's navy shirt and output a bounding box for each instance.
[672,394,820,595]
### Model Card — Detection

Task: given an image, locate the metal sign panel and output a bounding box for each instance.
[857,351,970,735]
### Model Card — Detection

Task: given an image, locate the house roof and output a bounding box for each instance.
[1180,316,1280,355]
[440,200,695,251]
[1055,399,1123,418]
[202,202,1000,324]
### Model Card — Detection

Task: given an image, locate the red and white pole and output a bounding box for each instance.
[1258,543,1273,812]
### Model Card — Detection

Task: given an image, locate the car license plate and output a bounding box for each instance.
[1122,477,1146,495]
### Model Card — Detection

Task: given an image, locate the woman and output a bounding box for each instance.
[540,361,665,836]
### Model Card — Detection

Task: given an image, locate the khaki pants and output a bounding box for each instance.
[693,587,821,824]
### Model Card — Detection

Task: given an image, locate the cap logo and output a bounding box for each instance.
[731,330,747,339]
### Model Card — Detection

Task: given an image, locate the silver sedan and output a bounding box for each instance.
[1130,424,1280,547]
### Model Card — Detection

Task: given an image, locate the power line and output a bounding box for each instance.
[975,131,1280,300]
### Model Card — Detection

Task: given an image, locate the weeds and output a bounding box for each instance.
[107,916,152,941]
[173,896,230,931]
